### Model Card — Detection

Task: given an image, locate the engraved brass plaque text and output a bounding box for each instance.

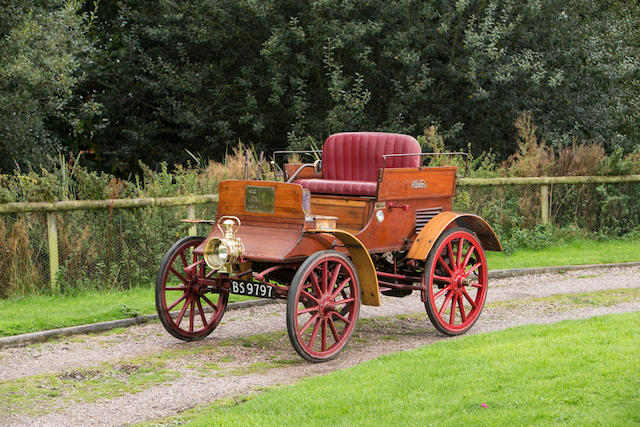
[245,186,275,214]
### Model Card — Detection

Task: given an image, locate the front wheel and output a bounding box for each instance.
[156,236,228,341]
[286,251,361,362]
[424,227,488,336]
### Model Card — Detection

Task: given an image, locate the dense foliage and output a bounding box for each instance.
[0,0,638,174]
[0,0,97,172]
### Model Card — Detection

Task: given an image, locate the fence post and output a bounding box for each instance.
[46,212,60,294]
[540,184,550,224]
[187,204,197,236]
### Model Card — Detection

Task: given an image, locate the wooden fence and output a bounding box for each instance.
[1,175,639,293]
[0,194,219,293]
[457,174,640,224]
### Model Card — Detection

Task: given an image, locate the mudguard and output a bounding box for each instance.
[306,230,381,306]
[407,212,502,261]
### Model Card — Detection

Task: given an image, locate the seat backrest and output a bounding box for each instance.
[322,132,421,181]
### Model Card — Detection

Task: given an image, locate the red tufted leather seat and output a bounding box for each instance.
[296,132,421,196]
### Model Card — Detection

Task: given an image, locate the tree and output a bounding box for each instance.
[5,0,635,174]
[0,0,96,172]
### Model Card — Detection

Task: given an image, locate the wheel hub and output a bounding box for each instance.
[319,296,335,317]
[453,273,465,290]
[189,278,205,296]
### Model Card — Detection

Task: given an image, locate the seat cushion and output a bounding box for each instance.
[295,179,378,196]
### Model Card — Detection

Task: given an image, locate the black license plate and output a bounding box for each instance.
[229,279,275,299]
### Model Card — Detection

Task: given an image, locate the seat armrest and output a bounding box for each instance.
[284,163,321,181]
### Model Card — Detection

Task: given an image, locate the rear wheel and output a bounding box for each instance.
[156,236,228,341]
[424,227,488,335]
[286,251,360,362]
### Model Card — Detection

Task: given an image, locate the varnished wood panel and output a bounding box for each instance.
[196,218,305,262]
[310,195,372,232]
[377,167,457,200]
[354,202,415,252]
[217,180,305,220]
[285,231,341,259]
[353,197,453,253]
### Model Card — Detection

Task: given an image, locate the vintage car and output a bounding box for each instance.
[155,132,502,362]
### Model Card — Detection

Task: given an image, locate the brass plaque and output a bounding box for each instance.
[245,186,275,213]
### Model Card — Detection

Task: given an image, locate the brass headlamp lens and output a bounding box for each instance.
[203,216,244,272]
[203,237,231,270]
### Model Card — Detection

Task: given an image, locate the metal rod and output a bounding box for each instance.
[272,150,322,158]
[377,280,423,291]
[286,164,314,183]
[272,150,322,170]
[381,152,469,178]
[244,149,250,180]
[376,271,423,281]
[382,152,468,159]
[254,263,300,281]
[257,151,264,180]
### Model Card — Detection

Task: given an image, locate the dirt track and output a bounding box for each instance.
[2,265,640,426]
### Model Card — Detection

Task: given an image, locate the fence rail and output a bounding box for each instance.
[458,174,640,226]
[1,194,219,293]
[1,175,639,296]
[4,175,638,215]
[0,194,219,214]
[458,174,640,186]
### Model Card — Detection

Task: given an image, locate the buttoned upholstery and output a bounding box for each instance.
[296,132,421,196]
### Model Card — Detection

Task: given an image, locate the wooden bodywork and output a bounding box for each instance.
[197,166,459,258]
[195,164,501,307]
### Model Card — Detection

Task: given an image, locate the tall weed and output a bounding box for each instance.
[0,218,43,297]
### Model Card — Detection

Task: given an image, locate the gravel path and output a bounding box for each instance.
[2,265,640,426]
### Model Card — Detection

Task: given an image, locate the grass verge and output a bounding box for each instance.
[0,286,253,337]
[153,311,640,426]
[1,237,639,337]
[486,237,640,269]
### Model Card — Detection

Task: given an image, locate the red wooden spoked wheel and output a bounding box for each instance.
[156,236,228,341]
[424,227,488,336]
[286,251,361,362]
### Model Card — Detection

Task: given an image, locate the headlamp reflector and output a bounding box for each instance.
[203,237,231,269]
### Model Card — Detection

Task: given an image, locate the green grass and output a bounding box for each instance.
[1,237,638,337]
[155,312,640,426]
[0,287,155,337]
[487,237,640,269]
[0,286,253,337]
